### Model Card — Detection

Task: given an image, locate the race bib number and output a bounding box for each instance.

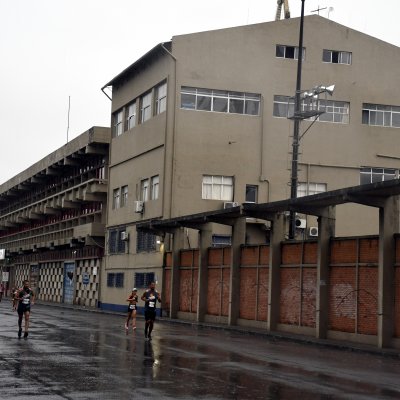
[129,304,135,310]
[149,301,155,308]
[22,298,30,305]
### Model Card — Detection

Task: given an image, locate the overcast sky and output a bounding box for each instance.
[0,0,398,184]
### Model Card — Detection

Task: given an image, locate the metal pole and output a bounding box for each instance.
[289,0,305,239]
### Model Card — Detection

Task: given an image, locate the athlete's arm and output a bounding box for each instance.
[141,291,148,302]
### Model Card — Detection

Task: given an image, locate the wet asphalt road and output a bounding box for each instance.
[1,301,400,400]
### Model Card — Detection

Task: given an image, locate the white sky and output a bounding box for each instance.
[0,0,398,184]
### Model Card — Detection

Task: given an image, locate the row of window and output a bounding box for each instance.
[112,81,167,137]
[112,176,160,211]
[108,228,157,254]
[181,87,260,116]
[276,45,352,65]
[106,272,155,289]
[273,96,400,128]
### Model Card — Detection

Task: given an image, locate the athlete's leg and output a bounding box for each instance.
[132,310,137,330]
[125,312,131,329]
[17,310,23,338]
[148,319,154,339]
[24,311,30,338]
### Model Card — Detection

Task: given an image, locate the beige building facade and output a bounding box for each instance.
[100,15,400,311]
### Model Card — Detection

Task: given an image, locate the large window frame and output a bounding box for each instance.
[181,87,260,116]
[297,182,327,198]
[323,49,352,65]
[155,81,167,115]
[273,95,349,124]
[112,188,120,210]
[360,167,398,185]
[362,103,400,128]
[121,185,128,207]
[202,175,234,201]
[112,110,123,137]
[136,231,157,253]
[108,228,127,254]
[276,45,306,60]
[140,92,152,123]
[125,101,136,130]
[150,175,159,200]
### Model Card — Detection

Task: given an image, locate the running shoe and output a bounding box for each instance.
[23,332,28,339]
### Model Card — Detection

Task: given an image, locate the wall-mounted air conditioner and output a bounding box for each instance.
[134,200,144,213]
[120,231,129,241]
[223,201,240,209]
[309,226,318,237]
[295,218,306,229]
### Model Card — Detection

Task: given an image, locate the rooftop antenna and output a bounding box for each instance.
[67,95,70,143]
[311,5,327,15]
[328,6,334,18]
[276,0,290,21]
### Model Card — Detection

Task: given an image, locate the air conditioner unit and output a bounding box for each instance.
[134,200,144,213]
[309,226,319,237]
[223,201,240,209]
[295,218,307,229]
[120,231,129,241]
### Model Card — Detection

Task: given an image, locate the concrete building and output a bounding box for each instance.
[0,127,110,307]
[101,15,400,311]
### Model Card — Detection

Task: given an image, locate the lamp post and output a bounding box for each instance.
[288,0,305,240]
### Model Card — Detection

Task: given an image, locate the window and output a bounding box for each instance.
[150,175,159,200]
[112,110,123,137]
[180,87,260,116]
[360,167,397,185]
[140,92,152,123]
[245,185,258,203]
[137,231,156,252]
[125,101,136,130]
[121,185,128,207]
[141,179,149,202]
[276,45,306,60]
[212,234,232,247]
[297,182,327,197]
[108,228,126,254]
[134,272,155,288]
[202,175,233,201]
[112,188,120,209]
[155,81,167,115]
[273,95,349,124]
[107,273,124,288]
[323,49,352,65]
[362,103,400,128]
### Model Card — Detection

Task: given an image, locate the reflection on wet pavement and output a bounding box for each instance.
[1,302,400,399]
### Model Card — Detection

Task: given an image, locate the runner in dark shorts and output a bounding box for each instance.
[125,288,138,333]
[141,281,161,341]
[14,280,34,339]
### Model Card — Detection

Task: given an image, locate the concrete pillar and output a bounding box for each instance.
[169,227,184,319]
[267,213,285,331]
[228,217,246,326]
[316,206,336,339]
[378,197,398,348]
[197,223,213,322]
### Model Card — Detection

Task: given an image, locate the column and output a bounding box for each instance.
[378,196,398,348]
[315,206,335,339]
[169,227,184,319]
[267,213,285,331]
[197,223,213,322]
[228,217,246,326]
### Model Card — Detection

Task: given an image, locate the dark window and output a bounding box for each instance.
[107,273,115,287]
[108,228,126,254]
[245,185,258,203]
[212,235,232,247]
[115,273,124,288]
[134,272,155,288]
[137,231,156,252]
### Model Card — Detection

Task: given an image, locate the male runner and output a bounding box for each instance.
[14,280,34,339]
[141,281,161,341]
[125,288,138,332]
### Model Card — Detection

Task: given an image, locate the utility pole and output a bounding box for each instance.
[288,0,305,239]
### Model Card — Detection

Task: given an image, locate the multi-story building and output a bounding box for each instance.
[100,15,400,311]
[0,127,110,307]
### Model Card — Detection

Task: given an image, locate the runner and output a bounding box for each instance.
[14,280,34,339]
[141,281,161,341]
[125,288,138,332]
